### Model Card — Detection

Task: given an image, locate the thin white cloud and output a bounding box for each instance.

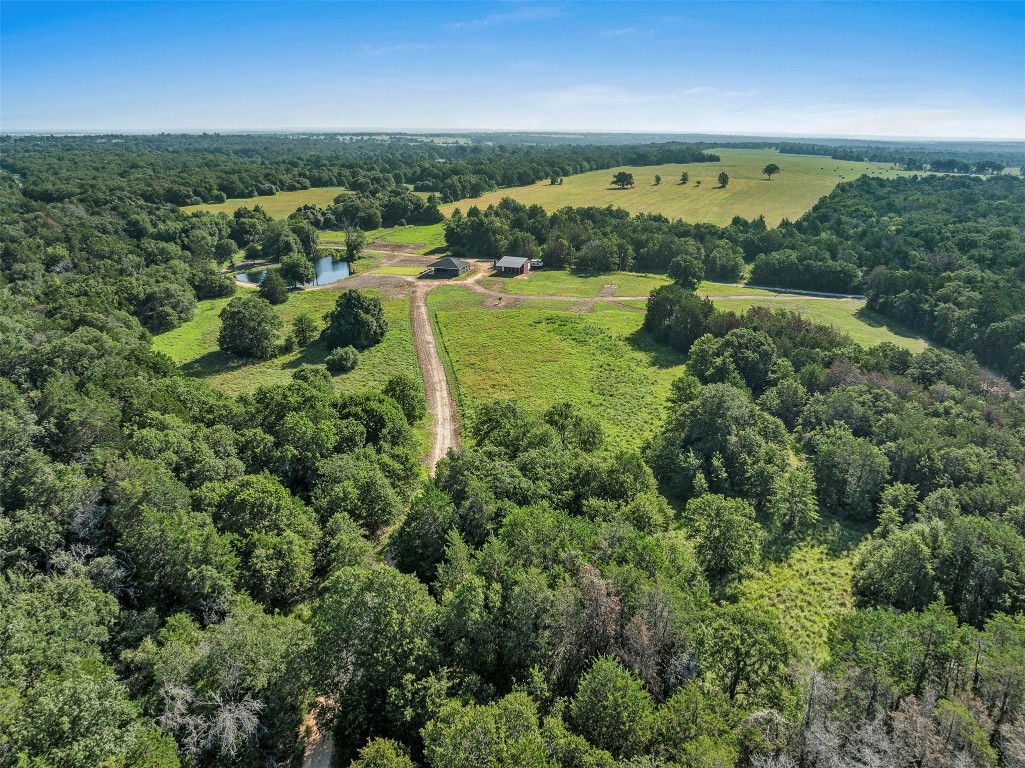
[460,83,1022,139]
[355,43,437,58]
[451,5,562,30]
[598,27,651,37]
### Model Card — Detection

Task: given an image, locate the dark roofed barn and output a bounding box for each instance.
[428,257,471,278]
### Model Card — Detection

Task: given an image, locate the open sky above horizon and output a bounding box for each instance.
[2,1,1023,139]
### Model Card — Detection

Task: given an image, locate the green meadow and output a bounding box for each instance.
[440,149,917,227]
[182,187,347,218]
[428,287,686,449]
[152,287,419,397]
[480,268,928,351]
[481,270,673,298]
[321,222,447,254]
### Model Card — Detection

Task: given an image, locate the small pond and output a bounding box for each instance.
[235,255,351,287]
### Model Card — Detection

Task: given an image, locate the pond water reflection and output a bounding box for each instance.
[235,255,350,287]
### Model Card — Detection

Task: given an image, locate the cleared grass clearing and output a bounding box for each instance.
[322,222,447,254]
[152,289,418,397]
[182,187,347,218]
[482,270,673,298]
[469,270,923,348]
[481,270,794,300]
[429,298,685,449]
[711,297,928,351]
[440,149,916,227]
[741,546,854,664]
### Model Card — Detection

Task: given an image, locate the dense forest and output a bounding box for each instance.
[1,136,1024,768]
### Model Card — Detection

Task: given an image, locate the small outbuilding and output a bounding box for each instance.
[428,257,471,277]
[494,256,530,275]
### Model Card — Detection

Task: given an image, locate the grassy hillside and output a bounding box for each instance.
[152,288,419,396]
[182,187,347,218]
[440,149,916,226]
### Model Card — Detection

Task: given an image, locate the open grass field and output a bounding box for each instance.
[741,546,854,664]
[481,270,673,298]
[475,269,927,350]
[440,149,916,227]
[321,223,447,254]
[152,288,419,397]
[428,288,686,449]
[710,297,928,351]
[481,270,805,300]
[182,187,347,218]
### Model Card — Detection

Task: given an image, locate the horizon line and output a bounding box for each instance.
[3,128,1025,144]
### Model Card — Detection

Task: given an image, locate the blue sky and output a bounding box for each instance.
[2,1,1023,138]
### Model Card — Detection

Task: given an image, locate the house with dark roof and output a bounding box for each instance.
[428,257,471,278]
[494,255,530,275]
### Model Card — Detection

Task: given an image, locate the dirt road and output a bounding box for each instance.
[411,283,460,472]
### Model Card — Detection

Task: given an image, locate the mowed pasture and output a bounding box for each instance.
[428,288,686,449]
[477,269,928,350]
[440,149,914,226]
[182,187,347,218]
[152,287,419,396]
[321,222,447,254]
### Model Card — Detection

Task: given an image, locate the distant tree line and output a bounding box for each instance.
[778,141,1019,174]
[444,198,747,281]
[0,133,718,207]
[750,175,1025,383]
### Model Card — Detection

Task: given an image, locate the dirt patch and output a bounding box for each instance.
[311,272,415,299]
[367,240,422,254]
[300,699,335,768]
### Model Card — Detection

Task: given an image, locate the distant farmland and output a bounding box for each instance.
[182,150,921,229]
[440,149,918,227]
[182,186,347,218]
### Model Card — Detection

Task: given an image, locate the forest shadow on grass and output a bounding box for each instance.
[180,350,244,378]
[625,328,686,369]
[854,306,929,345]
[282,341,330,370]
[761,509,874,564]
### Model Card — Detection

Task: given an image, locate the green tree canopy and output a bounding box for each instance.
[612,171,635,189]
[258,270,289,304]
[218,294,283,359]
[322,289,388,350]
[279,253,316,285]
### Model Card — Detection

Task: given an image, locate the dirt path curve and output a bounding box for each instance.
[411,282,460,472]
